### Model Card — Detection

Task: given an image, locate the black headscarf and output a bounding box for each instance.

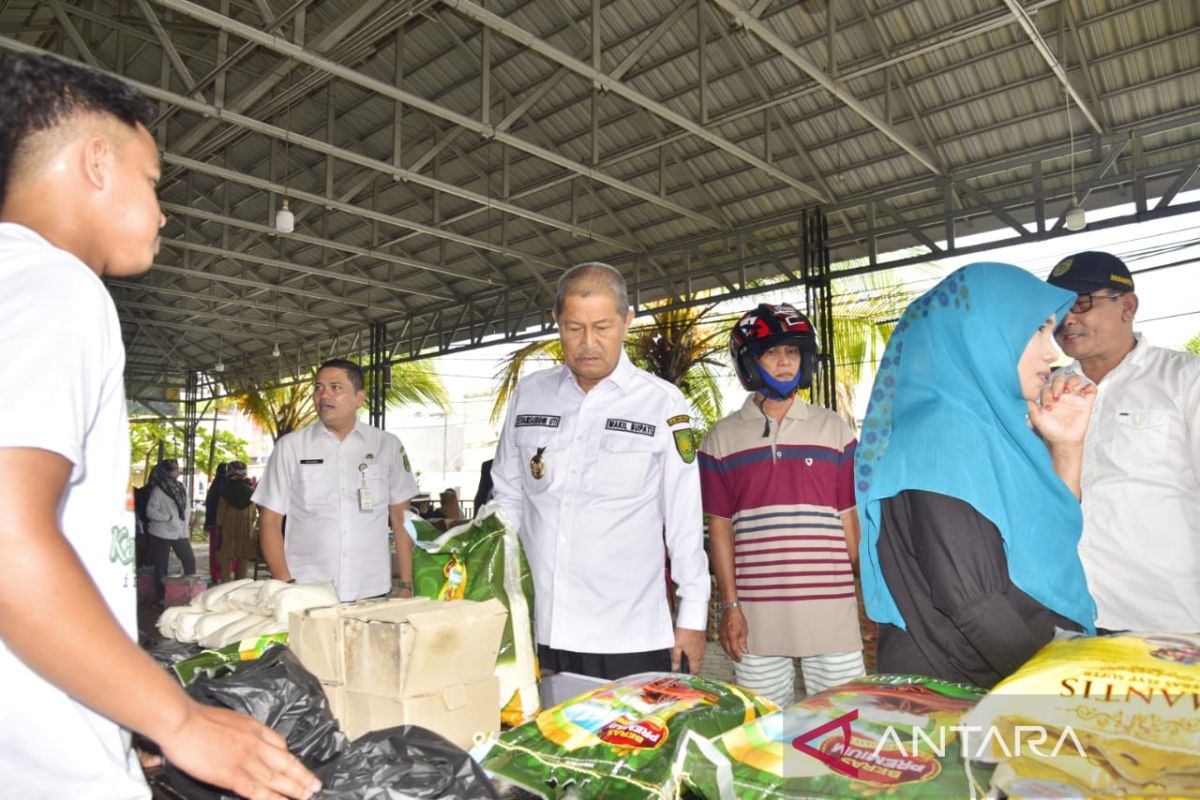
[150,459,187,518]
[220,461,254,510]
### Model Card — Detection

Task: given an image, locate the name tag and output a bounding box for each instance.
[300,458,324,465]
[605,418,656,437]
[358,487,374,511]
[515,414,561,428]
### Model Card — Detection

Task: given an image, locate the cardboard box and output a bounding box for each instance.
[339,677,500,746]
[291,598,506,692]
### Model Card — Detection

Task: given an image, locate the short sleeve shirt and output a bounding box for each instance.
[253,420,418,601]
[0,224,147,797]
[699,394,861,657]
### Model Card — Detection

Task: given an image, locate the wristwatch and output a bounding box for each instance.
[391,579,412,590]
[719,600,741,615]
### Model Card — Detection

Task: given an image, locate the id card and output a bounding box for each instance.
[358,487,374,511]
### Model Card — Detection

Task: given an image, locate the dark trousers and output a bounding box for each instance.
[149,536,196,600]
[538,644,671,681]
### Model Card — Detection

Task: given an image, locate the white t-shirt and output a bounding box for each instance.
[0,224,147,796]
[253,420,419,601]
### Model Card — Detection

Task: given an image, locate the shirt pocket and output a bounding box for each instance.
[1109,408,1171,471]
[513,427,556,494]
[595,433,657,496]
[298,464,334,511]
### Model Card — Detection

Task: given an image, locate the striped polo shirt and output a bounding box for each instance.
[699,394,862,657]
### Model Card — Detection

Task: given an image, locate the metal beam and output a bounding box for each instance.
[1000,0,1105,134]
[159,201,483,291]
[709,0,941,176]
[151,0,723,230]
[443,0,828,204]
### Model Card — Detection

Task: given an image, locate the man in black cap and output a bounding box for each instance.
[1046,250,1200,634]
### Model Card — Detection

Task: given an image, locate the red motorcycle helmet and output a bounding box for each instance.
[729,303,819,393]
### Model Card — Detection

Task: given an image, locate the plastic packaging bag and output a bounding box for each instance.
[679,674,991,800]
[316,725,500,800]
[165,646,500,800]
[963,632,1200,798]
[477,671,776,799]
[412,503,539,724]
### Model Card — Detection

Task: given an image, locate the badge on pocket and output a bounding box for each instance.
[530,447,547,480]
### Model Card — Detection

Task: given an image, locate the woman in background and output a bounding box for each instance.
[857,263,1097,688]
[146,458,194,601]
[215,461,257,582]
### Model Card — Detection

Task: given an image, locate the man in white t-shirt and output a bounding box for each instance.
[0,53,320,799]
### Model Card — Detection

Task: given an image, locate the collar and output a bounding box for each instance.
[1066,332,1146,387]
[559,349,637,394]
[736,393,809,422]
[316,417,369,441]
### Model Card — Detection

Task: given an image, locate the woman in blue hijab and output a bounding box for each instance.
[856,262,1096,688]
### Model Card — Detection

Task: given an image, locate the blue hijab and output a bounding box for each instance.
[856,263,1096,634]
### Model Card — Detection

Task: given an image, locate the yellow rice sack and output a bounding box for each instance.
[962,633,1200,798]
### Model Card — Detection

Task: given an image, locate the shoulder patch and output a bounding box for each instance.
[667,414,689,427]
[673,428,697,463]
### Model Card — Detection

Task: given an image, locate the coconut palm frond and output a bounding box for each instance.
[369,360,451,413]
[489,339,563,423]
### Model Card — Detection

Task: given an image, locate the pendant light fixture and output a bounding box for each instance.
[275,79,296,233]
[1063,91,1086,232]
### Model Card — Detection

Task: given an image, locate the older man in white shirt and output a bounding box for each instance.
[254,359,419,601]
[1046,251,1200,633]
[492,262,710,679]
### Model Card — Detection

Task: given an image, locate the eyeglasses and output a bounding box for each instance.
[1069,292,1123,314]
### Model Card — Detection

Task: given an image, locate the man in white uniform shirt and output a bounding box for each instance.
[0,53,319,799]
[254,358,419,601]
[492,262,710,679]
[1046,251,1200,632]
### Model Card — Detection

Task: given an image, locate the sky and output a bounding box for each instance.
[392,192,1200,499]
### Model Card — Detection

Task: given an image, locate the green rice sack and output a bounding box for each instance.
[170,633,290,686]
[679,674,994,799]
[476,671,776,800]
[411,504,539,725]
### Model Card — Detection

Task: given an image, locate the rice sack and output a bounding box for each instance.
[477,671,776,799]
[411,504,539,725]
[680,674,992,800]
[962,632,1200,798]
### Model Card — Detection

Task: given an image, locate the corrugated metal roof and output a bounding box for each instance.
[1,0,1195,392]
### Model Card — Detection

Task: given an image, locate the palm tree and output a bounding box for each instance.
[826,265,927,425]
[490,300,728,426]
[236,360,451,441]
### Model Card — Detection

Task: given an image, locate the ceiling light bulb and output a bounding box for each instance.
[214,359,225,373]
[275,198,295,233]
[271,342,281,358]
[1064,200,1087,232]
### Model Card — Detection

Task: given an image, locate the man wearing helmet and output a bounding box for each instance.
[698,304,864,707]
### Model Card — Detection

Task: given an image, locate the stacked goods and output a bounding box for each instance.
[290,597,509,747]
[411,503,539,725]
[963,632,1200,798]
[476,672,777,799]
[679,674,991,799]
[156,579,338,649]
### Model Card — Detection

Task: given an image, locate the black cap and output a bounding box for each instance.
[1046,251,1134,293]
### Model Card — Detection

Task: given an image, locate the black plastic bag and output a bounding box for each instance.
[164,646,500,800]
[315,725,500,800]
[147,638,204,670]
[165,645,346,799]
